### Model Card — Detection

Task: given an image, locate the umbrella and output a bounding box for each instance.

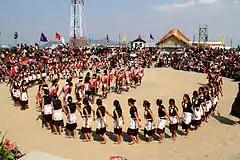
[21,59,29,65]
[130,53,137,58]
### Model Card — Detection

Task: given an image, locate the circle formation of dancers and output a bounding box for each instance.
[8,62,224,145]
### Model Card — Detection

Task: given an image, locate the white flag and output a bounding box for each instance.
[61,37,66,45]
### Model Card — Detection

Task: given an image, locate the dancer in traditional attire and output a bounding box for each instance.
[127,98,141,145]
[192,91,204,132]
[95,99,113,144]
[12,77,21,107]
[143,100,155,143]
[101,70,109,99]
[113,100,124,144]
[75,77,84,104]
[89,74,98,104]
[212,82,219,115]
[20,80,29,110]
[168,98,181,141]
[230,83,240,124]
[181,94,193,137]
[204,86,213,122]
[65,96,78,138]
[42,89,52,130]
[52,93,65,135]
[198,87,205,125]
[81,98,95,142]
[156,99,171,143]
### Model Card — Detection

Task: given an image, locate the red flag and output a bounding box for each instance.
[56,32,61,40]
[138,34,142,40]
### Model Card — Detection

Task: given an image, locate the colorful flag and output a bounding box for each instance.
[40,33,48,42]
[13,32,18,40]
[122,35,126,42]
[106,34,109,43]
[56,32,61,40]
[138,34,142,40]
[192,34,195,44]
[222,36,225,45]
[90,34,94,41]
[149,33,154,40]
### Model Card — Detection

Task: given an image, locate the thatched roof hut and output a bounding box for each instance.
[156,28,191,49]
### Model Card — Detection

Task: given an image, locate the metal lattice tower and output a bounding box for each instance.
[70,0,87,45]
[198,24,208,47]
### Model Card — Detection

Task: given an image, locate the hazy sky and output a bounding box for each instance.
[0,0,240,46]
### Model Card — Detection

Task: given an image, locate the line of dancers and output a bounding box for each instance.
[8,64,144,110]
[36,70,223,144]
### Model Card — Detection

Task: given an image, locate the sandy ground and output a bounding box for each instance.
[0,68,239,160]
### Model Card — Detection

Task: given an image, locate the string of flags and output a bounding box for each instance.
[7,32,156,44]
[3,32,228,46]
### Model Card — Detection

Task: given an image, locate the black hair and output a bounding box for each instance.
[113,100,121,109]
[156,99,163,106]
[104,70,107,75]
[96,99,102,106]
[113,100,122,116]
[83,98,89,106]
[42,84,48,88]
[52,93,58,100]
[83,98,91,111]
[183,94,191,102]
[67,96,73,103]
[169,98,175,106]
[143,100,150,108]
[128,98,136,105]
[44,89,49,95]
[193,91,198,98]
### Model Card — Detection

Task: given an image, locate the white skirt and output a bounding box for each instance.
[68,113,77,124]
[21,92,28,101]
[97,117,106,129]
[103,83,107,88]
[28,76,32,81]
[13,89,20,98]
[158,117,166,129]
[78,90,83,99]
[145,119,154,131]
[114,117,123,128]
[42,73,47,78]
[37,74,41,79]
[206,101,212,112]
[44,104,52,115]
[82,117,92,128]
[182,112,192,125]
[129,118,138,129]
[65,93,71,105]
[213,96,218,105]
[192,107,201,120]
[169,116,178,124]
[200,103,204,116]
[32,74,37,81]
[53,109,63,121]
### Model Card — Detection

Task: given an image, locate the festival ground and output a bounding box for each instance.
[0,68,239,160]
